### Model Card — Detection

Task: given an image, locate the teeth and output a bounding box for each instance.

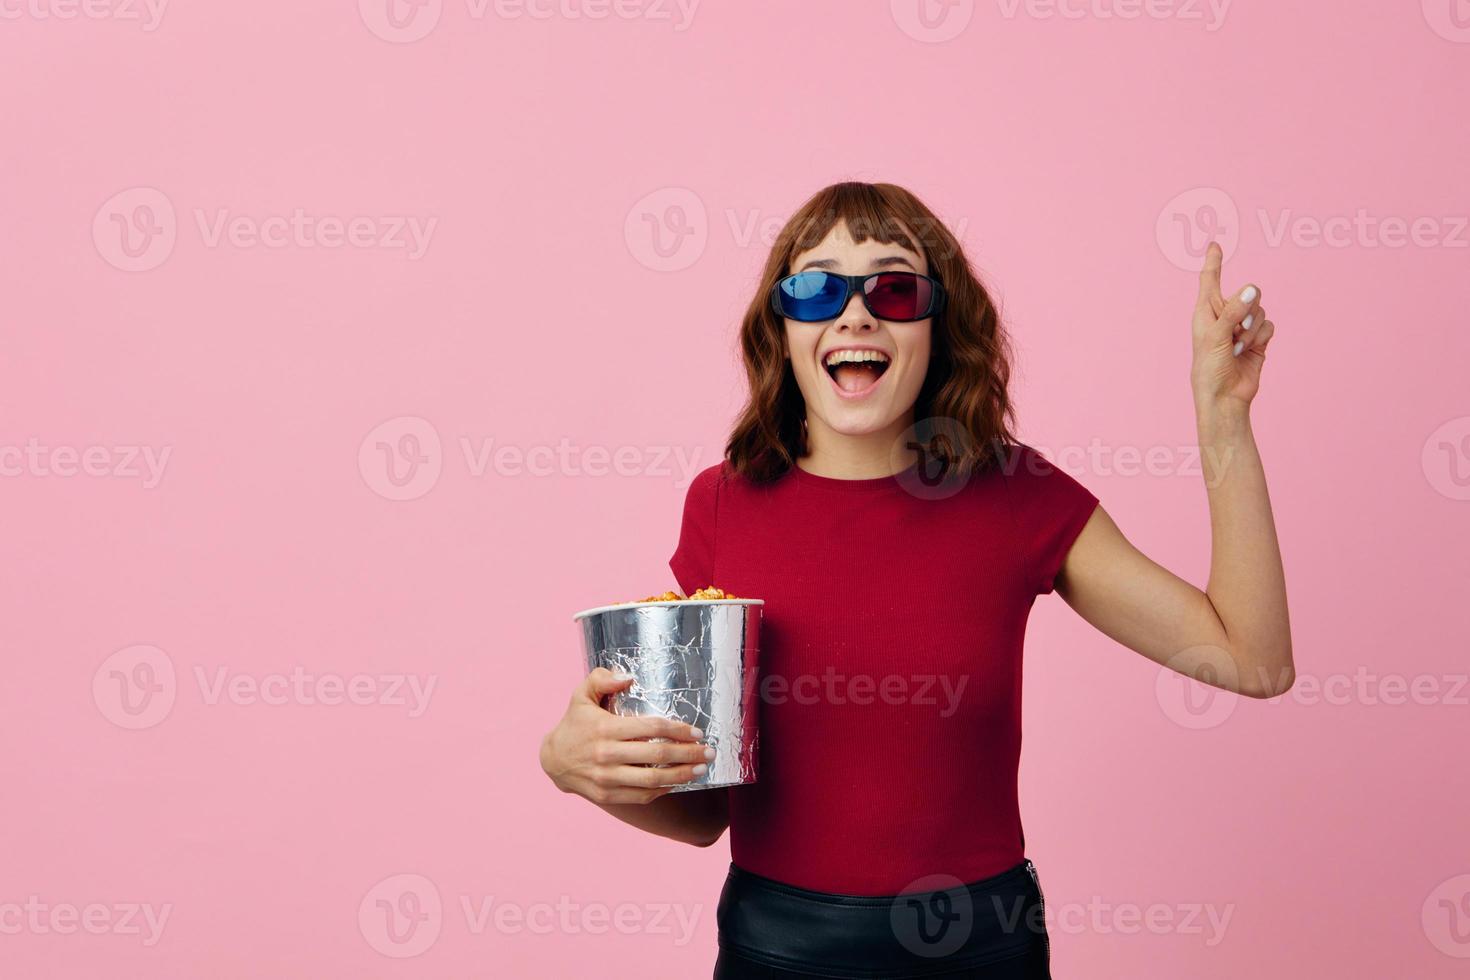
[823,349,891,367]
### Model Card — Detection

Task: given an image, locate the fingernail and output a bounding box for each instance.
[704,746,716,761]
[1239,286,1257,304]
[692,764,708,777]
[1242,313,1254,331]
[690,727,704,739]
[1232,340,1245,357]
[612,672,635,682]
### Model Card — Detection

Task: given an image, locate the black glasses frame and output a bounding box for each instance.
[769,271,947,323]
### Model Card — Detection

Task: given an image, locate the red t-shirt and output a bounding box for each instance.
[668,445,1099,896]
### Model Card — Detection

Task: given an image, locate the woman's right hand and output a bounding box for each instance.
[540,667,715,805]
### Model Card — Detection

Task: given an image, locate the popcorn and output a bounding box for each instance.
[688,586,740,601]
[636,590,685,603]
[627,586,742,603]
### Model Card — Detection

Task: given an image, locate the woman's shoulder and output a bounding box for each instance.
[683,459,733,498]
[683,458,770,497]
[678,459,744,516]
[988,443,1100,594]
[985,442,1098,512]
[994,443,1070,483]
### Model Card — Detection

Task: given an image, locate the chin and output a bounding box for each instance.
[819,408,901,437]
[805,388,911,438]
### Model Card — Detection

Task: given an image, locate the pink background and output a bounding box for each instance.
[3,1,1468,977]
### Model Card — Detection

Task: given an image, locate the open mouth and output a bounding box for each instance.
[823,348,891,396]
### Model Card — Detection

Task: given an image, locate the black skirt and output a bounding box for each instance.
[713,859,1052,979]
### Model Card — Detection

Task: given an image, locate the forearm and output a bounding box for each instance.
[1196,402,1294,694]
[594,788,729,847]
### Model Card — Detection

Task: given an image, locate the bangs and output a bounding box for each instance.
[783,183,922,262]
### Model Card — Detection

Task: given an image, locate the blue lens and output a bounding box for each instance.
[776,271,848,321]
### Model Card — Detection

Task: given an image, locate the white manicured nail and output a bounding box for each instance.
[692,763,708,777]
[1242,313,1254,330]
[1240,285,1257,304]
[1232,340,1245,357]
[690,727,704,739]
[704,746,716,761]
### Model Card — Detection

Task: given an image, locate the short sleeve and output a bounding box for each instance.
[1005,446,1100,596]
[669,463,723,595]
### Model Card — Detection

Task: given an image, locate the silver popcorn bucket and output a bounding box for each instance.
[573,599,763,792]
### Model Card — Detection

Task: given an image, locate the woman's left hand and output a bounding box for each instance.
[1189,241,1276,413]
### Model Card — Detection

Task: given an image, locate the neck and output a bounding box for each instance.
[797,411,918,479]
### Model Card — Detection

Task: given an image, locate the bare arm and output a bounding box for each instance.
[1056,242,1294,698]
[592,786,730,848]
[540,668,731,846]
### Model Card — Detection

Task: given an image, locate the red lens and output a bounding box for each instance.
[864,273,933,321]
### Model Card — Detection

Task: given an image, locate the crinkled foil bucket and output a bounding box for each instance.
[573,599,762,792]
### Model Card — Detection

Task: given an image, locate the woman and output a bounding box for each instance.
[540,182,1293,978]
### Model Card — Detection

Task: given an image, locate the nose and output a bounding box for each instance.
[834,288,876,333]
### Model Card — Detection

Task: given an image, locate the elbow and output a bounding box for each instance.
[1269,663,1296,699]
[684,816,729,848]
[1238,647,1295,699]
[1242,671,1293,699]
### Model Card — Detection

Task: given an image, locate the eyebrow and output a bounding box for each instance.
[796,254,919,273]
